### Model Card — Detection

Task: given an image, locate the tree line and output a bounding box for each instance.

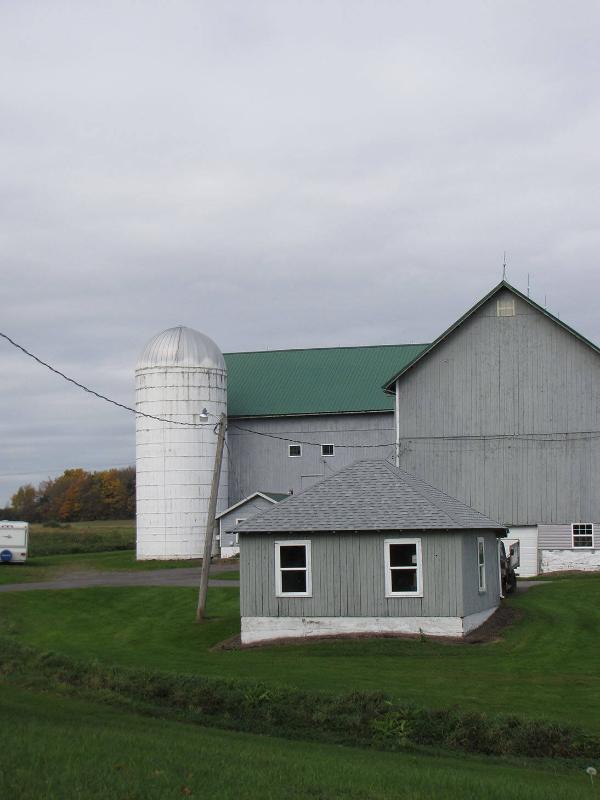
[2,467,136,522]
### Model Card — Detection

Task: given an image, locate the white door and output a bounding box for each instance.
[506,526,539,577]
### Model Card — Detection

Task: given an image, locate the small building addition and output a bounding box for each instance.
[237,459,505,644]
[217,491,289,558]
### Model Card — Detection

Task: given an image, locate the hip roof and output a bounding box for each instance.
[236,459,505,534]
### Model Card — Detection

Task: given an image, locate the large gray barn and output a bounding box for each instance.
[237,459,504,644]
[223,280,600,576]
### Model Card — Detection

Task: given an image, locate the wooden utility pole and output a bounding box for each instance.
[196,412,227,622]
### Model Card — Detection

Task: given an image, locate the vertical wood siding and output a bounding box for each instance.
[461,532,502,616]
[240,530,498,619]
[395,290,600,525]
[219,496,275,532]
[227,413,395,505]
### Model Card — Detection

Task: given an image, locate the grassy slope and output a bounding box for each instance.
[0,685,593,800]
[1,576,599,731]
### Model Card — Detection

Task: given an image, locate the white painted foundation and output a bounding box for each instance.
[241,607,497,644]
[541,549,600,573]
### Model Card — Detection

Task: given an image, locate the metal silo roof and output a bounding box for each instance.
[137,326,226,371]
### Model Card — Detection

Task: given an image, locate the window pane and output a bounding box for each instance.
[478,541,485,566]
[574,535,593,547]
[573,524,592,547]
[389,544,417,567]
[289,445,301,457]
[280,545,306,569]
[321,444,334,456]
[281,569,307,593]
[391,568,417,592]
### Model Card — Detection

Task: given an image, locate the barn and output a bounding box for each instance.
[221,280,600,575]
[236,459,505,644]
[136,279,600,575]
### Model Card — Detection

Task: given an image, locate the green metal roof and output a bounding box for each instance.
[224,343,428,418]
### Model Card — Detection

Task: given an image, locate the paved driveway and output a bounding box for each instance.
[0,565,239,593]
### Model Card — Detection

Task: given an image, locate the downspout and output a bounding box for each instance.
[394,378,400,467]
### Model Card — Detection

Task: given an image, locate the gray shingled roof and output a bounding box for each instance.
[235,459,505,534]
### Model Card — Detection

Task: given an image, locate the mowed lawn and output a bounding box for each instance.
[1,575,599,732]
[1,684,593,800]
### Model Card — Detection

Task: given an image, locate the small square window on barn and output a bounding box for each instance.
[288,444,302,457]
[321,443,335,457]
[477,537,486,592]
[496,298,515,317]
[275,541,312,596]
[384,539,423,597]
[572,523,593,548]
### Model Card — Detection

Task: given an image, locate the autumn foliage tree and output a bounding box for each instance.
[10,467,135,522]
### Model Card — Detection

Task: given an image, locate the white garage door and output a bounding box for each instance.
[505,526,539,577]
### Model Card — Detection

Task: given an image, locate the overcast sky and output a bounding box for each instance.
[1,1,599,504]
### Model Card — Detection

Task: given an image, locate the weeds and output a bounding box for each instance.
[1,636,598,761]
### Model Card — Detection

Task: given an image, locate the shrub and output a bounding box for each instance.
[1,637,598,761]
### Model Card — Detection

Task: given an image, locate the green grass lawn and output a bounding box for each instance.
[0,684,594,800]
[217,568,239,580]
[28,519,136,556]
[1,575,599,732]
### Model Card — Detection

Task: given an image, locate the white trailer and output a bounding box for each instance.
[0,521,29,563]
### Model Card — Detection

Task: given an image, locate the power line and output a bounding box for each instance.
[5,329,600,448]
[0,331,214,429]
[397,431,600,443]
[228,422,396,448]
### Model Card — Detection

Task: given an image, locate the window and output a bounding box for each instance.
[384,539,422,597]
[572,523,593,548]
[288,444,302,457]
[275,541,312,597]
[477,537,486,592]
[321,443,335,457]
[496,298,515,317]
[233,519,246,546]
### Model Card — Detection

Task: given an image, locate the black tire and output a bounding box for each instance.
[505,571,517,594]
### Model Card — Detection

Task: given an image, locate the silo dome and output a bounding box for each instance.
[135,325,228,561]
[137,326,226,371]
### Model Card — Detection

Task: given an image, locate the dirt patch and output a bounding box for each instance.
[463,604,522,643]
[212,603,523,651]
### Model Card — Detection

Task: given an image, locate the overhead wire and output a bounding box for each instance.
[4,328,600,449]
[0,330,213,429]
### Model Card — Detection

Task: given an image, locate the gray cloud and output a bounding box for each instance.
[1,1,599,502]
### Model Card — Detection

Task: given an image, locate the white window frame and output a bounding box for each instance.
[496,298,515,317]
[288,444,302,457]
[275,540,312,597]
[572,523,594,549]
[384,538,423,598]
[321,443,335,457]
[477,536,486,593]
[233,519,246,546]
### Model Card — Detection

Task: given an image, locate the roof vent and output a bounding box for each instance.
[497,298,515,317]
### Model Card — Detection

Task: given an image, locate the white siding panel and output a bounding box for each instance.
[505,526,539,576]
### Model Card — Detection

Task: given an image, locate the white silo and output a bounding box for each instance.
[135,326,228,560]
